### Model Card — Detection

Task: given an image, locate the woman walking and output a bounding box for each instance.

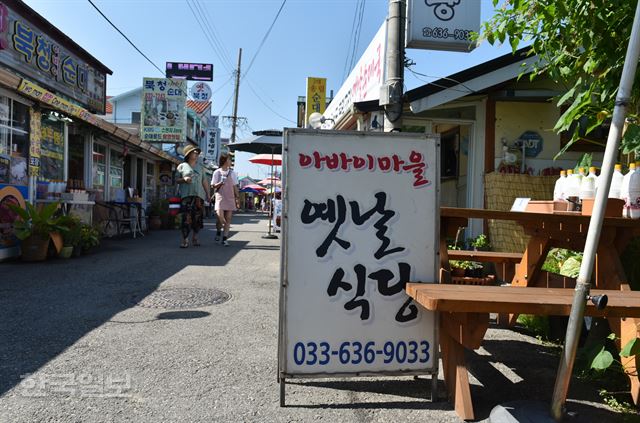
[211,155,239,246]
[176,144,209,248]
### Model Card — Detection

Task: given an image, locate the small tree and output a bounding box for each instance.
[481,0,640,156]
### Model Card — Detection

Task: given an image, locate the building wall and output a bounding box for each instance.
[111,93,141,125]
[494,101,602,173]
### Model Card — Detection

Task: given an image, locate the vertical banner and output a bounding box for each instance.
[280,129,439,378]
[204,128,220,164]
[305,77,326,127]
[140,78,187,143]
[28,108,41,176]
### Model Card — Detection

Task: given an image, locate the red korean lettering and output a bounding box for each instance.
[299,153,312,168]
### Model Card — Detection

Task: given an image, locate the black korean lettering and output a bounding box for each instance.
[395,297,419,323]
[327,267,352,296]
[344,264,370,320]
[350,192,405,260]
[369,262,411,296]
[301,196,350,257]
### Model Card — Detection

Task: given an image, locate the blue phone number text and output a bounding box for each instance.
[293,340,431,366]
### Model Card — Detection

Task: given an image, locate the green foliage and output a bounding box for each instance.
[470,234,491,250]
[516,314,550,339]
[599,389,639,418]
[542,248,583,277]
[57,215,82,247]
[79,225,101,251]
[8,202,67,240]
[574,153,593,174]
[448,244,482,270]
[481,0,640,157]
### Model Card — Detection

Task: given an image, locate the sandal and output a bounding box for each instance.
[180,240,189,248]
[192,240,201,247]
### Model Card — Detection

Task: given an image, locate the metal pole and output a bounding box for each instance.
[230,48,242,144]
[550,2,640,419]
[383,0,406,131]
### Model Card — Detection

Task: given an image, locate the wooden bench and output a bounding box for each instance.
[406,283,640,421]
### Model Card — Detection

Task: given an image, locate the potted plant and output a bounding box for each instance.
[79,224,101,254]
[470,234,491,251]
[58,215,82,258]
[148,199,168,230]
[9,202,67,262]
[450,259,483,278]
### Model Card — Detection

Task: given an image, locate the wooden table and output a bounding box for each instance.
[409,207,640,420]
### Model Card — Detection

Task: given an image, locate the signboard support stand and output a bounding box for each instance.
[279,378,286,407]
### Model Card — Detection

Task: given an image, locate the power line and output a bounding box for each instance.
[349,0,366,72]
[87,0,164,76]
[246,80,296,124]
[185,0,234,74]
[406,67,475,94]
[191,0,234,71]
[342,0,361,80]
[242,0,287,81]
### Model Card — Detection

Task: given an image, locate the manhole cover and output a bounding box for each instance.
[124,288,230,309]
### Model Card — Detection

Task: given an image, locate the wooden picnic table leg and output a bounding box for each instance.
[598,247,640,405]
[440,312,490,421]
[440,326,475,420]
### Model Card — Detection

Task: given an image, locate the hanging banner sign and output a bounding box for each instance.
[28,108,41,176]
[406,0,481,52]
[279,129,439,379]
[166,62,213,81]
[203,128,219,164]
[140,77,187,143]
[17,79,99,126]
[305,77,326,126]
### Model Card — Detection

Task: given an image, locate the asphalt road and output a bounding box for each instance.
[0,213,632,422]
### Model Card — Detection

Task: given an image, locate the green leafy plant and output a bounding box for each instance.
[79,224,101,251]
[57,215,82,247]
[543,248,583,277]
[149,199,168,217]
[516,314,551,340]
[8,202,67,240]
[469,234,490,251]
[480,0,640,157]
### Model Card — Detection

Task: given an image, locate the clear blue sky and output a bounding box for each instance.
[24,0,512,179]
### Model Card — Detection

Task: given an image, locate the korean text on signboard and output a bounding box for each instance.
[204,128,219,164]
[189,82,212,101]
[165,62,213,81]
[0,2,107,113]
[406,0,481,52]
[140,78,187,143]
[305,77,326,126]
[280,130,439,377]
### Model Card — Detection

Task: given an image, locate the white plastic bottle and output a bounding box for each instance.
[628,163,640,219]
[608,164,624,199]
[554,170,567,200]
[579,166,597,200]
[565,169,581,198]
[621,163,636,217]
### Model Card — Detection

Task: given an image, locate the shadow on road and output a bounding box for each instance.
[0,213,266,397]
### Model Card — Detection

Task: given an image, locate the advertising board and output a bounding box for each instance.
[279,130,439,380]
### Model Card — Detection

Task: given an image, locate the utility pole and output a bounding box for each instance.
[382,0,406,131]
[230,48,242,144]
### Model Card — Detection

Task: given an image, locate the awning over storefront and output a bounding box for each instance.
[0,67,179,165]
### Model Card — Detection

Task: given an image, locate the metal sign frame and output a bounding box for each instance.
[278,129,441,405]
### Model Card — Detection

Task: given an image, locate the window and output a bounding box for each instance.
[68,133,85,189]
[92,143,106,200]
[441,128,459,179]
[109,149,124,199]
[0,97,30,187]
[131,112,141,124]
[40,117,65,183]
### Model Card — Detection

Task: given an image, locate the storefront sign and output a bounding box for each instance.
[518,131,544,158]
[28,108,40,175]
[305,77,326,126]
[166,62,213,81]
[279,130,439,378]
[322,22,387,129]
[18,79,99,126]
[203,128,219,164]
[0,2,107,113]
[140,77,187,143]
[406,0,481,52]
[189,82,212,101]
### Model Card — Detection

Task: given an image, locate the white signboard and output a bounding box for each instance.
[321,22,387,129]
[203,128,220,164]
[279,129,439,377]
[190,82,212,101]
[406,0,481,52]
[140,78,187,143]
